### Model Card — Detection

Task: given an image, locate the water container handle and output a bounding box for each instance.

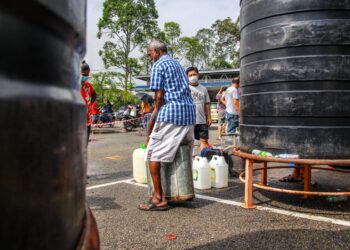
[213,156,218,160]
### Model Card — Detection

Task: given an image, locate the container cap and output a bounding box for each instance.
[140,144,146,149]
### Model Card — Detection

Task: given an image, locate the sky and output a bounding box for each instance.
[85,0,241,71]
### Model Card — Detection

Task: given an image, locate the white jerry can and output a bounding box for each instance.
[209,155,228,188]
[192,156,211,190]
[132,145,147,184]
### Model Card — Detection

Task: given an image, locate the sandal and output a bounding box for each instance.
[279,174,302,183]
[138,201,168,211]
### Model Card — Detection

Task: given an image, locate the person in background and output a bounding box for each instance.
[102,99,113,113]
[90,100,100,124]
[216,86,227,140]
[186,67,212,151]
[279,167,304,182]
[141,95,154,132]
[80,60,96,143]
[139,40,195,211]
[221,77,240,136]
[101,99,114,123]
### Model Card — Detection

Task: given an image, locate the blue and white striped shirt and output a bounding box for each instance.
[150,55,195,126]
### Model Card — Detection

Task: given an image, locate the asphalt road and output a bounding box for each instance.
[86,127,350,250]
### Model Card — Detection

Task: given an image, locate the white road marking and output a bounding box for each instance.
[87,178,350,227]
[86,178,134,190]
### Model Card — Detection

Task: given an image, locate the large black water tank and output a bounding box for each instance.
[240,0,350,159]
[0,1,91,249]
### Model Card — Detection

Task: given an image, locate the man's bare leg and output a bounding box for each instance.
[149,161,167,205]
[293,167,302,179]
[199,138,209,151]
[218,125,222,139]
[139,161,167,210]
[279,165,303,182]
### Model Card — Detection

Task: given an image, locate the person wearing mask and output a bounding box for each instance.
[138,40,195,211]
[221,77,240,136]
[216,86,227,140]
[186,67,211,151]
[80,60,96,143]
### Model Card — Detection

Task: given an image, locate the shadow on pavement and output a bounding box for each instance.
[190,229,350,250]
[254,188,350,216]
[195,179,245,201]
[168,199,215,210]
[87,196,121,211]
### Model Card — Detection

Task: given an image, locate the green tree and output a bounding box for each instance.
[97,0,158,92]
[163,21,183,59]
[195,28,215,69]
[180,36,204,68]
[209,58,232,69]
[91,72,116,103]
[91,71,138,109]
[211,17,240,68]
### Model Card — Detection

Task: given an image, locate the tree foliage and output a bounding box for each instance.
[163,22,183,60]
[195,28,215,69]
[91,72,138,109]
[180,36,204,68]
[180,17,240,70]
[97,0,158,91]
[95,2,241,104]
[211,17,240,69]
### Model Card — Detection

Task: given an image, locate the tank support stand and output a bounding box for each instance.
[241,159,256,209]
[233,150,350,209]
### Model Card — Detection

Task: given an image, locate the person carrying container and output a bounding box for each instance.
[138,40,195,211]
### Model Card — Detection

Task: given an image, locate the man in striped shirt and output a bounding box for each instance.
[139,40,195,211]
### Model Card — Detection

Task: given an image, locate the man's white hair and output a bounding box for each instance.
[149,40,168,53]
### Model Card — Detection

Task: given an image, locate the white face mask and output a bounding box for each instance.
[189,75,199,84]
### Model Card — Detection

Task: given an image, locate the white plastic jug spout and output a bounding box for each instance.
[194,156,202,161]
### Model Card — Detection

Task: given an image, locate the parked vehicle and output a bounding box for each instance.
[210,102,218,123]
[94,112,115,128]
[122,105,142,131]
[116,105,127,121]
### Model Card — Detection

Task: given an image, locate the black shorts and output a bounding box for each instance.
[194,124,209,140]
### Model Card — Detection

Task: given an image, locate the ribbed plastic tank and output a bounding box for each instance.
[0,1,89,249]
[239,0,350,159]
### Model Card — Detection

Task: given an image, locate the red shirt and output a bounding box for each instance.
[80,80,95,125]
[90,101,100,115]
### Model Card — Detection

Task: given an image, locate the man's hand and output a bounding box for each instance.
[146,90,164,140]
[205,103,212,127]
[207,118,212,127]
[145,136,150,146]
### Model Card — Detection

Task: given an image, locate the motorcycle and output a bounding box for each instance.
[122,105,142,131]
[95,109,115,128]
